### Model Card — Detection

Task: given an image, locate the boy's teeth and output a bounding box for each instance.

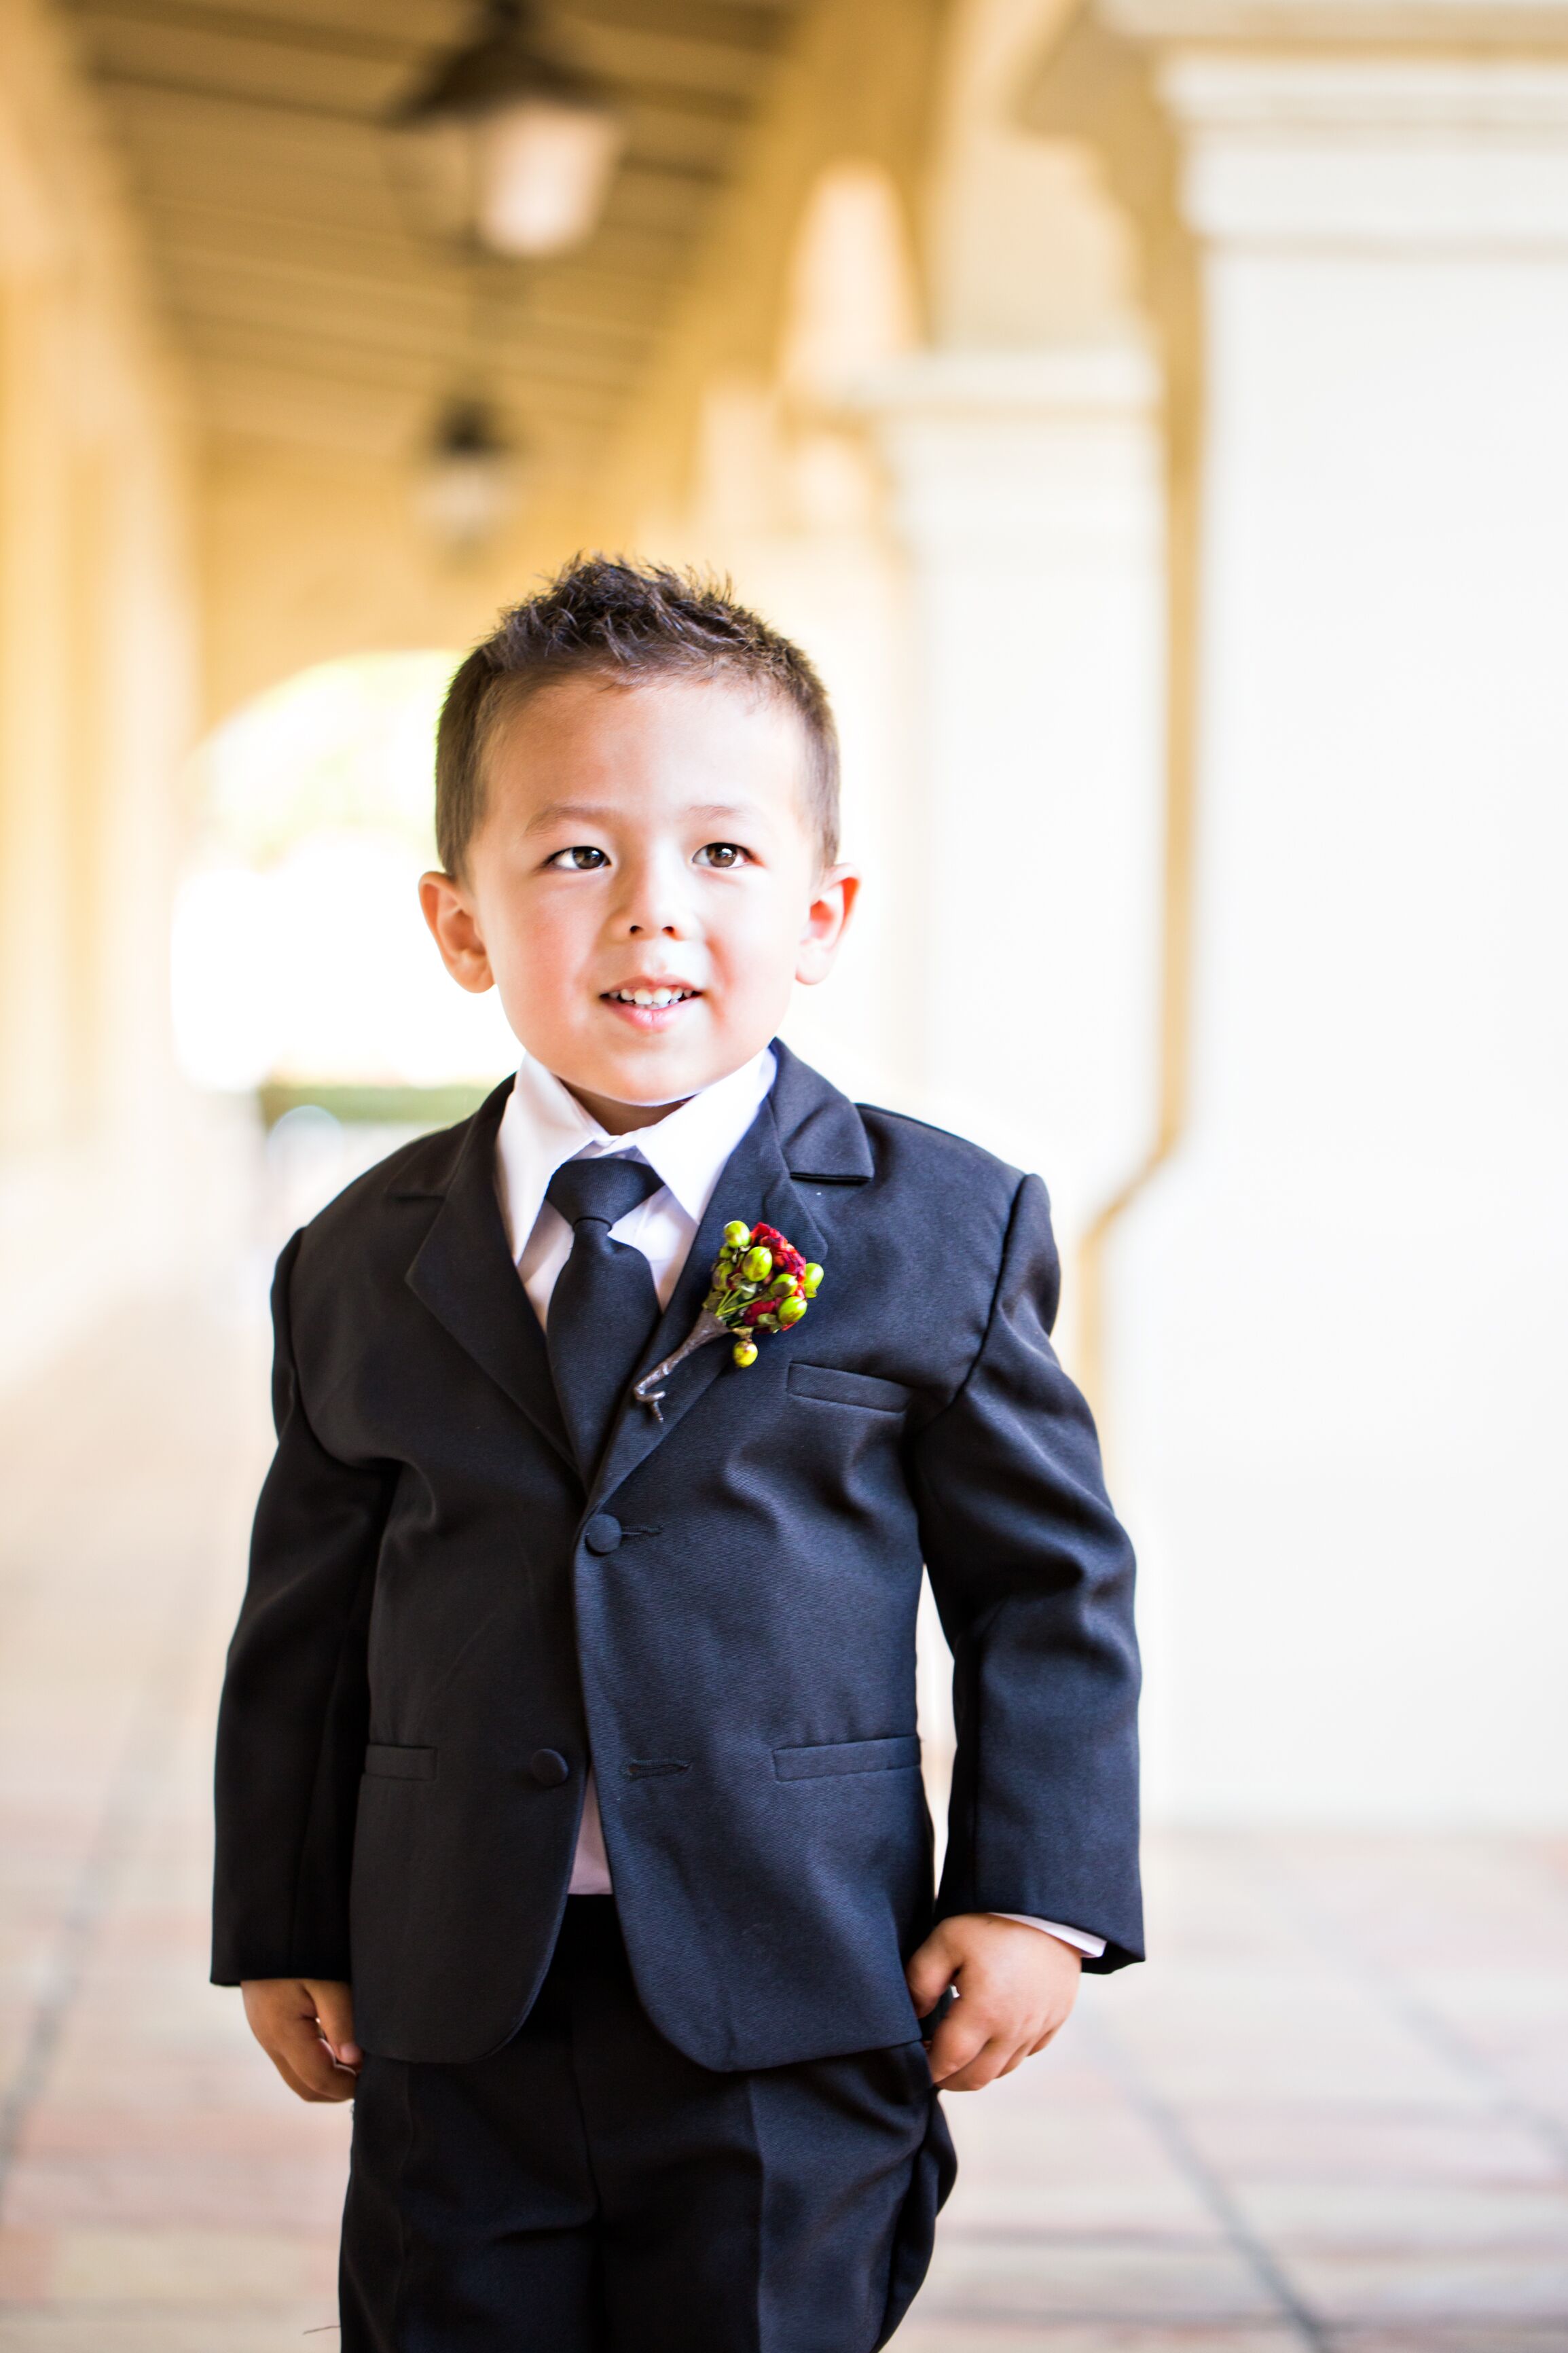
[613,987,690,1007]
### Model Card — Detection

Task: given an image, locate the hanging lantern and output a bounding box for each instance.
[413,397,522,552]
[389,0,622,259]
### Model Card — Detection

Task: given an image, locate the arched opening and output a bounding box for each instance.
[172,651,517,1229]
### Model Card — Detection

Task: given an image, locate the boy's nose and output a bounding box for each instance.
[619,871,689,937]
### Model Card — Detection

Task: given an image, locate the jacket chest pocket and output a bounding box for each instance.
[786,1363,912,1414]
[363,1743,436,1781]
[773,1734,921,1780]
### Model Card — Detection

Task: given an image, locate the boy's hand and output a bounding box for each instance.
[905,1914,1081,2091]
[241,1978,362,2103]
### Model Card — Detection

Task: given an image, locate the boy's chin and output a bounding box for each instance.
[560,1032,761,1113]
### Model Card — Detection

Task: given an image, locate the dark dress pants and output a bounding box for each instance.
[340,1897,955,2353]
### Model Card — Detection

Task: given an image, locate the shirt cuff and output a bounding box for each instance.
[989,1914,1107,1959]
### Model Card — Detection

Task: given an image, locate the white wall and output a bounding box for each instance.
[1110,51,1568,1825]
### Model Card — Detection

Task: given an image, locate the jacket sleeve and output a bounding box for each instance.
[909,1173,1143,1971]
[211,1230,396,1985]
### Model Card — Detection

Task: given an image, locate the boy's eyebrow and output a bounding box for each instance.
[521,800,617,833]
[522,799,766,834]
[688,802,765,823]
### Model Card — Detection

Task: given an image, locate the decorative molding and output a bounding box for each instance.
[1159,52,1568,122]
[1160,56,1568,243]
[849,342,1161,422]
[1093,0,1568,49]
[848,344,1163,554]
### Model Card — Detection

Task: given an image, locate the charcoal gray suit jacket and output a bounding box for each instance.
[212,1044,1142,2070]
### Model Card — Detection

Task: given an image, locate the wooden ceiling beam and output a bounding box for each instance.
[139,196,698,283]
[189,346,624,427]
[90,58,758,126]
[66,0,791,63]
[63,0,424,66]
[179,301,640,390]
[156,245,669,343]
[101,77,737,194]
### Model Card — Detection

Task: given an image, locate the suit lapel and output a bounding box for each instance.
[588,1047,865,1509]
[400,1049,871,1505]
[403,1083,575,1476]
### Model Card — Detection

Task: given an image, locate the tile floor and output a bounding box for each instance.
[2,1297,1566,2352]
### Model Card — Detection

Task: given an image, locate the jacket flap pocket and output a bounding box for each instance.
[364,1743,436,1781]
[773,1734,920,1782]
[786,1362,913,1414]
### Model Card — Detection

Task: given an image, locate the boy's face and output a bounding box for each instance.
[420,675,858,1130]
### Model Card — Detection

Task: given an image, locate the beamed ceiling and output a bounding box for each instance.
[61,0,799,470]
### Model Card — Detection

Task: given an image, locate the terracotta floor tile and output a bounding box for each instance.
[1231,2178,1568,2251]
[1279,2244,1568,2322]
[1332,2333,1568,2352]
[45,2228,337,2303]
[1181,2107,1563,2189]
[0,2306,338,2351]
[0,2237,50,2302]
[888,2330,1307,2352]
[914,2235,1284,2324]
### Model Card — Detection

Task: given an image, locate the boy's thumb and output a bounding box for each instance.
[308,1979,360,2064]
[904,1928,958,2012]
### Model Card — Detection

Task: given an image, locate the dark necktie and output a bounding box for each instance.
[545,1155,665,1480]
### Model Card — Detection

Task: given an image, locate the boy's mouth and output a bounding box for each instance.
[602,982,702,1031]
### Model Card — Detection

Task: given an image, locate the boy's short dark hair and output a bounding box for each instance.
[435,555,840,878]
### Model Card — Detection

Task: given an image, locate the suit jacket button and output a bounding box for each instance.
[583,1513,623,1556]
[530,1748,570,1786]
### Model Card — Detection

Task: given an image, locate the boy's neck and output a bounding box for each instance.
[559,1079,693,1136]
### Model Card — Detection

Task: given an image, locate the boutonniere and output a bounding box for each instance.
[632,1221,823,1420]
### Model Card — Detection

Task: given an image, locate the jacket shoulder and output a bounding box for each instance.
[836,1102,1040,1310]
[855,1100,1027,1206]
[286,1102,483,1278]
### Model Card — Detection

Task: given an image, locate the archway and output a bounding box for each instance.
[172,651,517,1233]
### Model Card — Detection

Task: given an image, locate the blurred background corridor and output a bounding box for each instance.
[2,0,1567,2341]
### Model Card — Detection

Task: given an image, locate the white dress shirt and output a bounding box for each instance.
[494,1049,1106,1962]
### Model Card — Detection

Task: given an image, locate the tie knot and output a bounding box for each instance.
[547,1154,663,1233]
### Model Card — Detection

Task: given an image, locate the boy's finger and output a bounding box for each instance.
[903,1950,956,2012]
[272,2018,359,2101]
[926,2013,992,2085]
[309,1983,360,2063]
[293,2051,359,2102]
[265,2044,339,2104]
[932,2032,1009,2091]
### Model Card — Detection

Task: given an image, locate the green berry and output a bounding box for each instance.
[733,1338,759,1367]
[778,1293,807,1326]
[801,1263,824,1295]
[723,1221,750,1248]
[742,1246,773,1282]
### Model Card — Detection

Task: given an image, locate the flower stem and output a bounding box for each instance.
[631,1308,730,1421]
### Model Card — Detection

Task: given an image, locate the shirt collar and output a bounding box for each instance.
[494,1047,777,1261]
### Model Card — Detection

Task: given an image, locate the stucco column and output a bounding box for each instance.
[1035,15,1568,1820]
[857,346,1166,1303]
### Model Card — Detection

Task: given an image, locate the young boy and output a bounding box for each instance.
[213,558,1142,2353]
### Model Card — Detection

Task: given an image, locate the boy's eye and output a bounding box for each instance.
[695,842,750,869]
[547,846,610,871]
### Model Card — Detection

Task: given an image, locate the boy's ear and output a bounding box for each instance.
[420,871,496,994]
[795,865,860,988]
